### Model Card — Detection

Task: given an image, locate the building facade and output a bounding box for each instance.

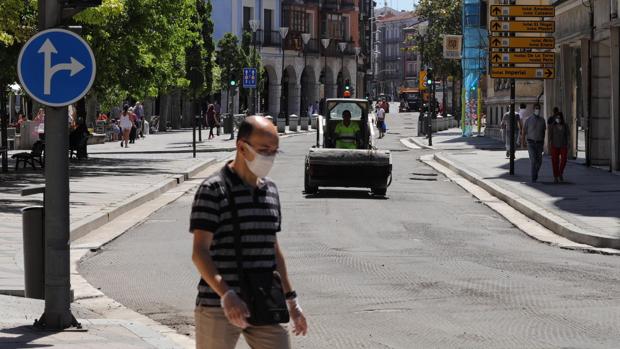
[373,7,420,98]
[546,0,620,170]
[211,0,368,118]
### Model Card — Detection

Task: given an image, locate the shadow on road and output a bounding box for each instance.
[304,189,388,200]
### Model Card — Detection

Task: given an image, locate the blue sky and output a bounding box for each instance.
[376,0,417,11]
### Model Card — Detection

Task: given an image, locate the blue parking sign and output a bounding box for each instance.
[243,68,257,89]
[18,29,96,107]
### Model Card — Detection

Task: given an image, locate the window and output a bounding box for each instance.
[264,9,273,32]
[322,13,344,40]
[243,7,253,31]
[283,7,309,33]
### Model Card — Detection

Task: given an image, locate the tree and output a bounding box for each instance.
[76,0,199,110]
[216,33,244,112]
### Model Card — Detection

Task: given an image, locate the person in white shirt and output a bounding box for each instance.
[376,106,386,139]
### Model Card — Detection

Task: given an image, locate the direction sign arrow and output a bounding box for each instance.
[17,28,96,107]
[489,5,554,17]
[490,52,555,65]
[489,36,555,49]
[490,20,555,33]
[39,39,86,95]
[491,67,555,79]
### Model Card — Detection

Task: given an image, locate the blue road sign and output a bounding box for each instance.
[18,29,96,107]
[243,68,257,89]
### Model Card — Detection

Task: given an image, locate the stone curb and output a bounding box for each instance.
[408,137,433,149]
[89,147,237,155]
[433,153,620,249]
[69,158,217,242]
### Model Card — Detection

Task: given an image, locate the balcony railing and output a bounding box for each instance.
[321,0,355,11]
[256,30,282,47]
[383,55,400,62]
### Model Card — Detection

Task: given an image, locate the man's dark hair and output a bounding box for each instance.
[520,103,526,109]
[237,118,254,141]
[342,110,352,117]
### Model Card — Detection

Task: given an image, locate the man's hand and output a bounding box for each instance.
[287,299,308,336]
[221,290,250,329]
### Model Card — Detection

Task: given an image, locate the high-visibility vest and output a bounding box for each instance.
[335,122,360,149]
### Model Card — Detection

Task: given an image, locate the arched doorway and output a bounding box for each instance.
[337,71,344,98]
[300,66,316,117]
[321,65,336,101]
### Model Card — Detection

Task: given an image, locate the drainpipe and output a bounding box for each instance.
[612,0,618,19]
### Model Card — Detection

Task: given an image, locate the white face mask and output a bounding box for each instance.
[534,109,540,116]
[244,143,276,178]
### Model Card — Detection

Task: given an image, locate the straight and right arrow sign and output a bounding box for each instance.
[490,67,555,79]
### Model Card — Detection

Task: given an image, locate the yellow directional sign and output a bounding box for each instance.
[490,36,555,49]
[490,5,554,17]
[491,67,555,79]
[490,52,555,65]
[490,20,555,33]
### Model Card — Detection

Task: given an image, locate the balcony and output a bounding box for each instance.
[385,36,402,44]
[383,55,400,62]
[256,30,282,48]
[321,0,355,11]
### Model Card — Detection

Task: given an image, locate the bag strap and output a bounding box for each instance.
[221,168,245,289]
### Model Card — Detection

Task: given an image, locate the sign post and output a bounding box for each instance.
[18,24,96,329]
[490,0,555,175]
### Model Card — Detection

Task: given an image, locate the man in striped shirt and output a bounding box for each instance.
[190,116,307,349]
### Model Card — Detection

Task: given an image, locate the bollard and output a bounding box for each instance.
[300,116,309,131]
[22,206,44,299]
[289,114,299,132]
[223,114,234,134]
[276,117,286,133]
[311,114,319,129]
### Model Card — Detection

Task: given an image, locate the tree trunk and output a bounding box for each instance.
[442,77,448,117]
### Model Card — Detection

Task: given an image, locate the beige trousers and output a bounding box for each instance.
[195,306,291,349]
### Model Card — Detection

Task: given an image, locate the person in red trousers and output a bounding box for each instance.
[548,108,570,183]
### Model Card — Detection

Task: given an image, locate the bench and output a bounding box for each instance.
[12,141,45,170]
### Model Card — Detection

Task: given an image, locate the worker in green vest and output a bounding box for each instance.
[334,110,360,149]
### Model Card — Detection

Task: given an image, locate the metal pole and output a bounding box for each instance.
[198,110,202,142]
[192,115,196,158]
[510,80,516,175]
[36,0,79,330]
[1,92,8,172]
[428,77,434,146]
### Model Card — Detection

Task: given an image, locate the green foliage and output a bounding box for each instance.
[0,0,36,90]
[216,33,244,93]
[414,0,462,79]
[75,0,200,109]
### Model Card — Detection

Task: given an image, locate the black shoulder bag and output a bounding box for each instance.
[223,175,289,326]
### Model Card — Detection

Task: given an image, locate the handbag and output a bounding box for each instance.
[223,174,290,326]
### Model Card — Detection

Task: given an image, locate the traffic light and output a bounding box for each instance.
[230,79,236,87]
[426,68,434,86]
[344,79,350,91]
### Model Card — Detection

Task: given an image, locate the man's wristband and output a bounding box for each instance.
[285,291,297,300]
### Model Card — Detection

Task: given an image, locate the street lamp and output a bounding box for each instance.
[301,33,312,116]
[249,19,260,114]
[279,26,289,119]
[354,46,361,98]
[338,42,348,97]
[321,38,331,97]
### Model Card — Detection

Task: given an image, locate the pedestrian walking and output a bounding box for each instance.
[522,103,546,182]
[206,104,218,140]
[376,104,386,139]
[128,107,138,144]
[134,101,145,138]
[312,101,319,115]
[500,108,522,158]
[119,105,133,148]
[548,108,570,183]
[190,116,307,349]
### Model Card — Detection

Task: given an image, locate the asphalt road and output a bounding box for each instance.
[80,107,620,348]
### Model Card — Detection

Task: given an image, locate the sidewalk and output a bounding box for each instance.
[410,127,504,150]
[0,295,186,348]
[0,130,236,296]
[415,130,620,249]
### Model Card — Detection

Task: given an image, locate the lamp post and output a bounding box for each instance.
[354,47,361,98]
[301,33,312,116]
[338,42,348,97]
[249,19,260,114]
[321,38,331,98]
[279,26,289,119]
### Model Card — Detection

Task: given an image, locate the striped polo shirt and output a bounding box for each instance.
[189,164,281,307]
